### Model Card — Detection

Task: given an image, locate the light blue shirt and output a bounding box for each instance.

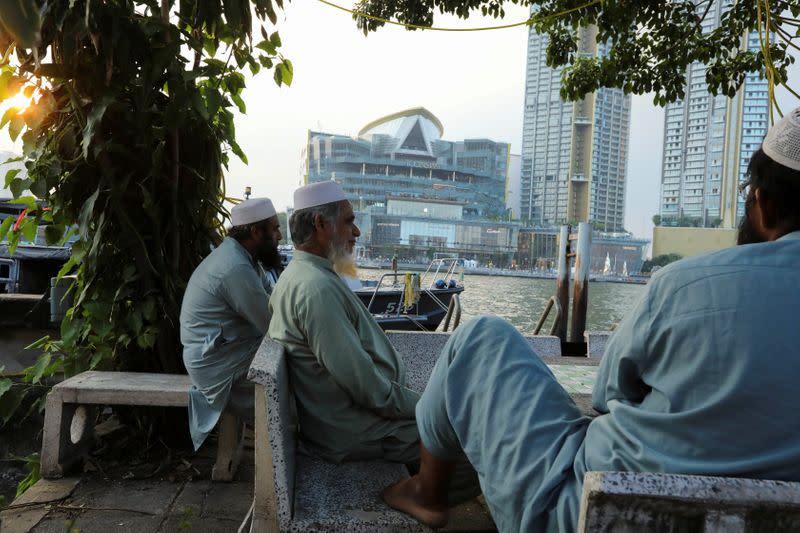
[180,237,271,449]
[548,230,800,530]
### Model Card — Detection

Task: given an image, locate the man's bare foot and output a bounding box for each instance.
[382,476,449,528]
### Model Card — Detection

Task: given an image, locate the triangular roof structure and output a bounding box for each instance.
[400,120,428,151]
[358,108,443,158]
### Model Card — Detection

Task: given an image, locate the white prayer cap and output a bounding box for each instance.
[230,198,276,226]
[763,107,800,171]
[293,181,347,210]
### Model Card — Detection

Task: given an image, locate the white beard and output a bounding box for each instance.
[329,238,358,278]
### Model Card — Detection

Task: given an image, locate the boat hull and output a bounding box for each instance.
[355,286,464,331]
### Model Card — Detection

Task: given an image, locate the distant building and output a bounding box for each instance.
[304,108,520,264]
[520,18,631,231]
[517,227,649,274]
[658,6,769,229]
[506,153,521,219]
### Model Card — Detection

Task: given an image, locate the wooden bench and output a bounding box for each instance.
[40,371,244,482]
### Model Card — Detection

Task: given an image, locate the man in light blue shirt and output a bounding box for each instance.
[384,111,800,532]
[180,198,282,450]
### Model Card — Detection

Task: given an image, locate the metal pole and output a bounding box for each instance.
[569,222,591,343]
[555,225,570,342]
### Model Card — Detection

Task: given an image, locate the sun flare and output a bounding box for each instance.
[3,91,33,112]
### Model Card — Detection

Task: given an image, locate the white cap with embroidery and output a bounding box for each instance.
[763,107,800,171]
[293,181,347,210]
[230,198,276,226]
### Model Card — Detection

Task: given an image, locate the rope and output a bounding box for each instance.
[317,0,603,32]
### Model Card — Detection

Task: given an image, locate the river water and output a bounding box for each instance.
[360,269,647,335]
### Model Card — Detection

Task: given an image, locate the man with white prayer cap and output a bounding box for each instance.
[268,181,479,502]
[268,181,420,462]
[382,109,800,531]
[180,197,282,450]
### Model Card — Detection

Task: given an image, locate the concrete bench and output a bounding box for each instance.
[584,330,613,360]
[578,471,800,532]
[243,332,577,532]
[40,371,244,482]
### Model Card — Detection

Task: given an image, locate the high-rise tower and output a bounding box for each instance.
[520,18,631,231]
[659,4,769,228]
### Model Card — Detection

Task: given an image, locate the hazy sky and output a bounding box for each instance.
[2,1,798,240]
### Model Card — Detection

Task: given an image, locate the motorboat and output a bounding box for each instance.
[356,258,465,332]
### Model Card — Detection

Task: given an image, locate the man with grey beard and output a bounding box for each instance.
[267,180,422,463]
[268,181,479,503]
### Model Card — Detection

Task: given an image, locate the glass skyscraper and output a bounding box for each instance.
[659,3,769,227]
[520,20,631,231]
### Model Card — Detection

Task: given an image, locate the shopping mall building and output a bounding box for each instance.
[305,108,520,265]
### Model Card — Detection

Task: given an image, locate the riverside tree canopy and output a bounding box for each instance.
[353,0,798,107]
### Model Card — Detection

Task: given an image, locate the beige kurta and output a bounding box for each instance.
[268,250,420,463]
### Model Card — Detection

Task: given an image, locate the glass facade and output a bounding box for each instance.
[305,109,519,263]
[517,227,649,274]
[306,108,510,220]
[520,19,631,231]
[659,2,769,227]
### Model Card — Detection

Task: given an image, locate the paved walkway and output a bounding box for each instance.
[2,358,599,532]
[1,443,495,532]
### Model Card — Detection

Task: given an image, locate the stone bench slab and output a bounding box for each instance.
[41,370,242,482]
[578,471,800,532]
[49,371,191,407]
[291,456,428,532]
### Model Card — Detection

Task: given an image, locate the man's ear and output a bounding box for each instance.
[754,188,779,230]
[313,212,325,231]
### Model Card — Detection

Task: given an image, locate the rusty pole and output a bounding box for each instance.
[555,225,570,342]
[569,222,592,343]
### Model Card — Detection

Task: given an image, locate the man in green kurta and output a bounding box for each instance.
[181,198,282,450]
[268,181,421,463]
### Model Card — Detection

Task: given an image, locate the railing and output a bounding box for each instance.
[0,258,18,293]
[364,258,466,331]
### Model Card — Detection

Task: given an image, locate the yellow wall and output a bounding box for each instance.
[652,227,737,258]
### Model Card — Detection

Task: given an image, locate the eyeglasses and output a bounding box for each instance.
[738,180,751,202]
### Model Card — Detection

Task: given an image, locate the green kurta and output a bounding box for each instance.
[268,250,420,463]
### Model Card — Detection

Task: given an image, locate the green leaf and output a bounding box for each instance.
[0,378,11,399]
[0,106,19,128]
[231,93,246,114]
[9,177,30,198]
[269,31,281,49]
[78,188,99,238]
[0,0,42,48]
[141,298,157,322]
[44,224,64,245]
[25,354,52,384]
[277,59,292,86]
[82,97,111,159]
[137,326,158,349]
[9,113,24,141]
[3,168,20,187]
[19,218,37,242]
[0,387,26,425]
[59,316,81,346]
[256,40,276,55]
[0,216,12,241]
[191,90,209,120]
[7,195,36,209]
[229,139,248,164]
